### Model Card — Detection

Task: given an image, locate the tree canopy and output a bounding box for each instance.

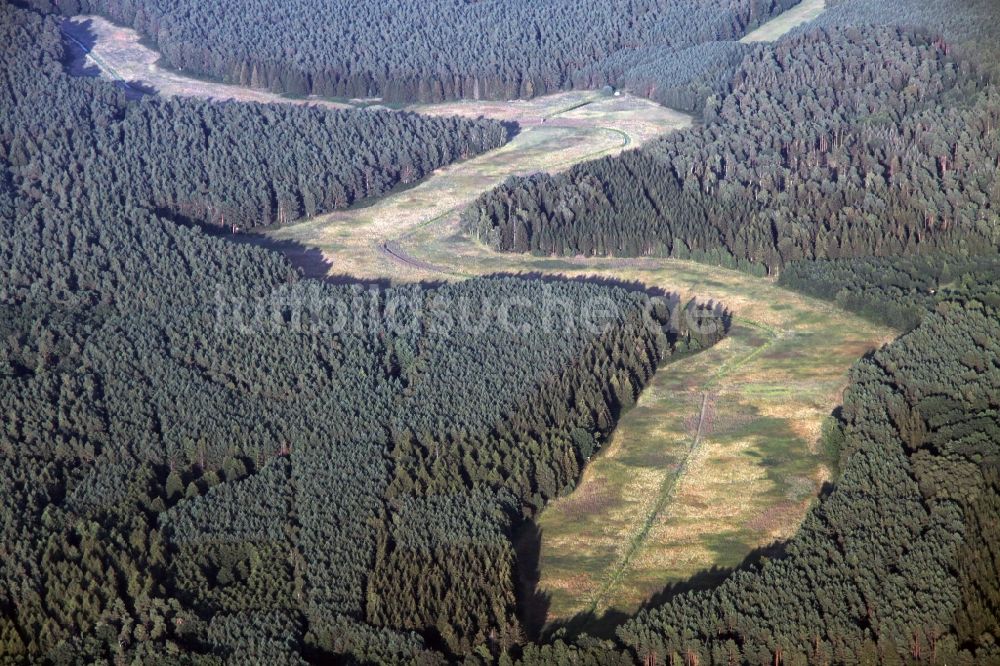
[464,26,1000,274]
[29,0,799,102]
[0,5,726,661]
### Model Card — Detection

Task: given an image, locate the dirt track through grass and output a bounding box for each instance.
[584,392,710,616]
[269,91,691,279]
[63,16,356,108]
[520,279,888,623]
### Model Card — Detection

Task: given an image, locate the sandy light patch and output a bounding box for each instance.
[63,15,354,109]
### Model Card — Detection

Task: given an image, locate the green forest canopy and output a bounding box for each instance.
[463,25,1000,275]
[29,0,799,102]
[0,5,727,661]
[1,0,998,662]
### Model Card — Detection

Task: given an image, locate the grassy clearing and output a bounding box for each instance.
[740,0,827,43]
[271,91,692,280]
[582,392,710,616]
[401,239,892,626]
[63,15,355,108]
[365,212,890,624]
[529,300,882,623]
[71,22,890,627]
[360,209,891,626]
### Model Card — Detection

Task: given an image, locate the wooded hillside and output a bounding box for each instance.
[4,3,508,232]
[464,26,999,274]
[0,5,727,661]
[29,0,799,102]
[2,0,998,662]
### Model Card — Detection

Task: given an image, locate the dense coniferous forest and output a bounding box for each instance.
[814,0,1000,48]
[3,8,508,231]
[606,40,751,114]
[456,0,1000,661]
[612,297,1000,666]
[464,26,1000,273]
[3,0,1000,662]
[0,4,729,661]
[779,252,1000,330]
[28,0,800,102]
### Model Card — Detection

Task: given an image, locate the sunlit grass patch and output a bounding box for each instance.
[240,87,891,631]
[524,269,890,624]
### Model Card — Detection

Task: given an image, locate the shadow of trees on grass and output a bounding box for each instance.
[518,536,789,645]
